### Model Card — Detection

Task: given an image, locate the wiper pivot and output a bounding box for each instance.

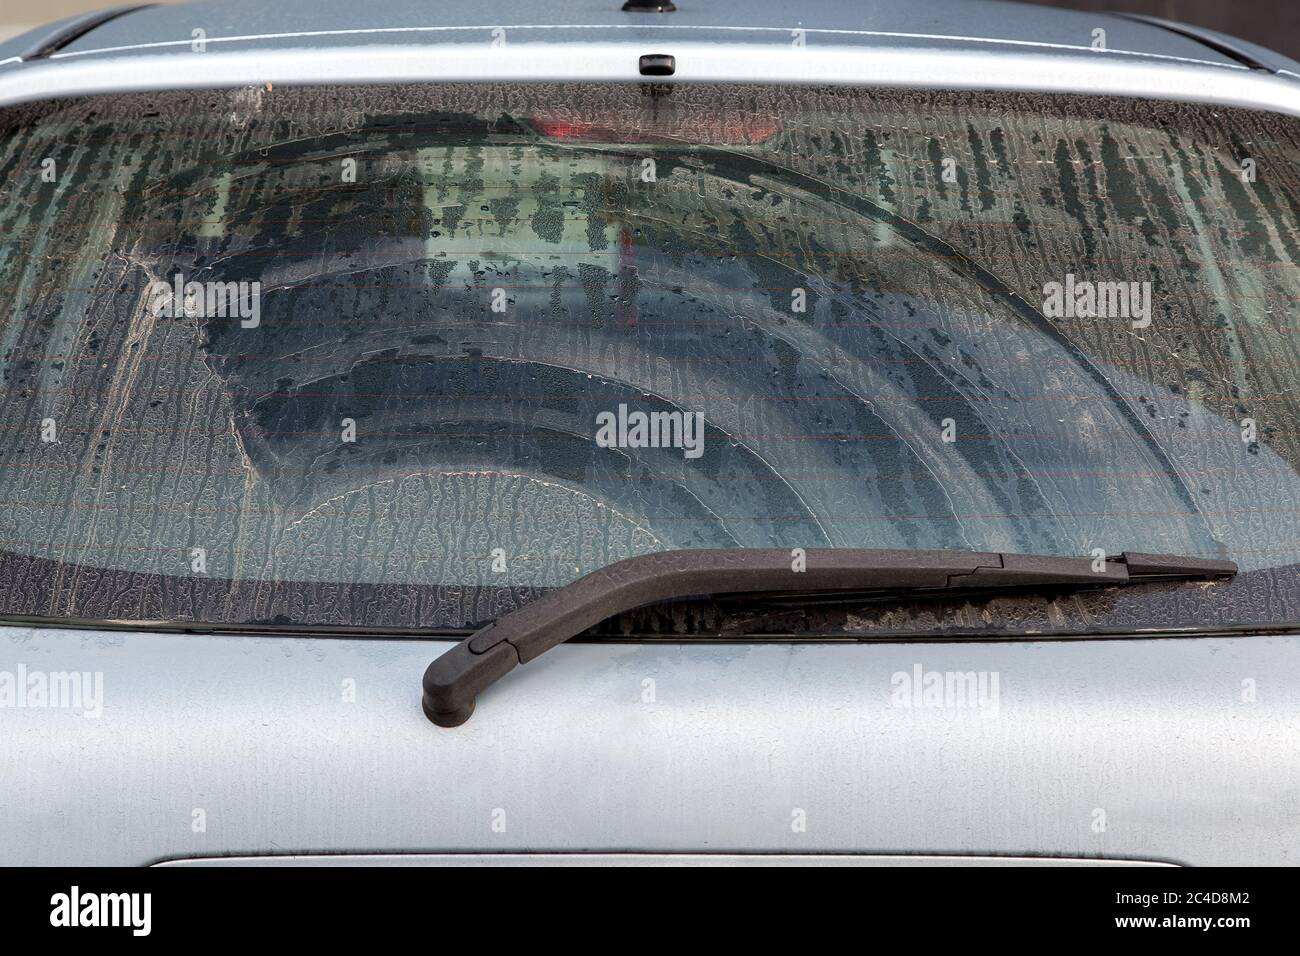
[421,548,1235,727]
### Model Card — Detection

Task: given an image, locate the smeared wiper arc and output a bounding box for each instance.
[421,548,1235,727]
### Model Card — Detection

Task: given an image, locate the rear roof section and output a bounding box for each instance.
[1,0,1297,118]
[0,0,1271,67]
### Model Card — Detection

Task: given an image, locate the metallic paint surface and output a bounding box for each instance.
[3,44,1298,118]
[3,625,1295,865]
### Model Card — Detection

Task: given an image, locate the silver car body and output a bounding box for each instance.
[1,0,1298,866]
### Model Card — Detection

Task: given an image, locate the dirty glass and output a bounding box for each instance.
[1,83,1298,632]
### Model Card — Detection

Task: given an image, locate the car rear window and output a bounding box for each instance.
[1,83,1299,632]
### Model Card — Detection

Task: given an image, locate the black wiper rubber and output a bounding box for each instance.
[421,548,1235,726]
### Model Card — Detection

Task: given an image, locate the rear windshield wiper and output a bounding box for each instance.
[421,548,1235,727]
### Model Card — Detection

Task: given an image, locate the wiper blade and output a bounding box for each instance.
[421,548,1235,727]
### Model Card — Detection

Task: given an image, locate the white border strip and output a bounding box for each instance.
[156,852,1176,867]
[0,42,1297,117]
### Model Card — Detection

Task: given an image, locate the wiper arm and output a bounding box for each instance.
[421,548,1235,727]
